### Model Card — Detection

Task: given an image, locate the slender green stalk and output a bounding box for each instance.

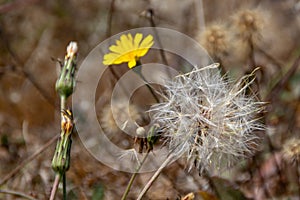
[61,96,66,110]
[120,59,161,199]
[133,60,160,103]
[50,41,78,200]
[63,173,67,200]
[121,124,160,199]
[121,149,151,200]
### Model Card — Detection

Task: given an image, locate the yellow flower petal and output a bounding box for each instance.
[127,33,133,46]
[116,39,124,51]
[103,53,118,65]
[120,35,130,52]
[136,49,149,57]
[121,34,134,52]
[128,59,136,68]
[139,35,154,49]
[134,33,143,48]
[102,33,154,68]
[109,45,123,54]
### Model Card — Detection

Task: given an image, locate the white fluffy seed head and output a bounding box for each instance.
[150,63,264,174]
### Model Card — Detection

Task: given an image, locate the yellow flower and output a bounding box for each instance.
[103,33,154,68]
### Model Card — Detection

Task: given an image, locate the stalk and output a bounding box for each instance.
[49,41,78,200]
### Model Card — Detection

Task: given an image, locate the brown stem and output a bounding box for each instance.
[147,9,169,67]
[108,66,131,97]
[145,9,173,79]
[0,25,56,107]
[296,160,300,198]
[265,54,300,102]
[0,135,59,186]
[201,170,222,200]
[121,148,151,200]
[248,37,256,69]
[106,0,115,38]
[255,45,283,75]
[137,154,174,200]
[49,174,61,200]
[0,189,38,200]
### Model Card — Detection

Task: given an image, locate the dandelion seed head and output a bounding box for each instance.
[282,138,300,164]
[197,24,231,60]
[150,63,264,174]
[232,9,264,40]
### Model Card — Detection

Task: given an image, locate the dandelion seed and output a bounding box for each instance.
[150,63,264,174]
[282,138,300,164]
[232,9,264,41]
[100,101,142,134]
[102,33,154,68]
[197,24,231,60]
[118,148,141,166]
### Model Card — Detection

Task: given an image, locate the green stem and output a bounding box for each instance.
[50,42,77,200]
[63,173,67,200]
[61,96,66,110]
[133,60,160,103]
[121,149,151,200]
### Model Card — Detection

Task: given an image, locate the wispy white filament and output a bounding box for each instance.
[150,63,264,173]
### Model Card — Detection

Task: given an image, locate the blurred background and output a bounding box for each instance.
[0,0,300,199]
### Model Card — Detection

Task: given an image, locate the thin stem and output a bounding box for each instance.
[255,45,283,75]
[215,57,226,76]
[121,149,151,200]
[145,9,173,79]
[143,79,160,103]
[248,37,261,96]
[265,54,300,102]
[63,173,67,200]
[147,9,169,67]
[49,174,61,200]
[0,189,38,200]
[0,27,55,107]
[203,170,222,200]
[61,96,67,200]
[134,61,160,103]
[21,69,56,106]
[296,160,300,198]
[61,96,66,110]
[108,66,131,97]
[137,154,174,200]
[50,42,77,200]
[248,37,256,69]
[0,134,59,186]
[194,0,205,32]
[106,0,115,38]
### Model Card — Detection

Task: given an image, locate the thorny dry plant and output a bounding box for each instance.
[0,1,300,200]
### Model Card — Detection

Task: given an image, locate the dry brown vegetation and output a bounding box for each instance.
[0,0,300,199]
